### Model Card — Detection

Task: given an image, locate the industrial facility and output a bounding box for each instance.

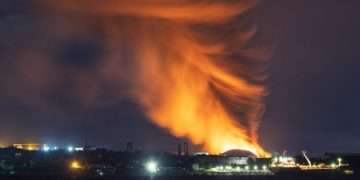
[0,143,357,178]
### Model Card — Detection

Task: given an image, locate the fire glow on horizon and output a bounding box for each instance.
[36,0,270,157]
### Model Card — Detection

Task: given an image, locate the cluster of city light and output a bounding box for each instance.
[40,144,84,153]
[209,165,268,172]
[13,144,41,151]
[328,157,343,169]
[271,156,296,167]
[66,146,85,152]
[11,143,86,152]
[42,144,59,152]
[272,155,345,171]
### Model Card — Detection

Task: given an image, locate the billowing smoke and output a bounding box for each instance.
[23,0,269,156]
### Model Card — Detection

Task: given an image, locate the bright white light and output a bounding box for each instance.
[262,165,267,170]
[53,146,58,150]
[253,165,258,170]
[67,146,74,152]
[146,161,158,173]
[70,160,82,169]
[43,144,50,152]
[245,165,249,170]
[75,147,84,151]
[338,158,342,166]
[331,163,336,168]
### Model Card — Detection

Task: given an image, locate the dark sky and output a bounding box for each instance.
[1,0,360,154]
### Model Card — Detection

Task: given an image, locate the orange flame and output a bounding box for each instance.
[37,0,270,157]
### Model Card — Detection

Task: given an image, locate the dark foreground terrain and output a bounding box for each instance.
[0,174,358,180]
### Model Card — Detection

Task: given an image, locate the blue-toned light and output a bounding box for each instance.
[67,146,74,152]
[43,144,50,152]
[146,161,158,174]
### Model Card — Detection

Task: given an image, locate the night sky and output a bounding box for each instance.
[1,0,360,154]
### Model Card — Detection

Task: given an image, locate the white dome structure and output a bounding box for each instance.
[221,149,257,158]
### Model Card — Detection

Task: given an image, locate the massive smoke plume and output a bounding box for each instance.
[6,0,270,156]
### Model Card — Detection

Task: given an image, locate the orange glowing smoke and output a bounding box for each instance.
[37,0,270,157]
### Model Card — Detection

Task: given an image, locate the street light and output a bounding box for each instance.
[262,165,268,171]
[331,163,336,168]
[43,144,50,152]
[67,146,74,152]
[70,160,83,170]
[146,161,158,174]
[337,158,342,166]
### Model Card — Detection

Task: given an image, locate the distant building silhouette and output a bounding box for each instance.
[126,142,133,152]
[184,142,189,156]
[177,143,182,156]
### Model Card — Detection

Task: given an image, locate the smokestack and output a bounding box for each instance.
[177,143,182,156]
[183,142,189,156]
[126,142,133,152]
